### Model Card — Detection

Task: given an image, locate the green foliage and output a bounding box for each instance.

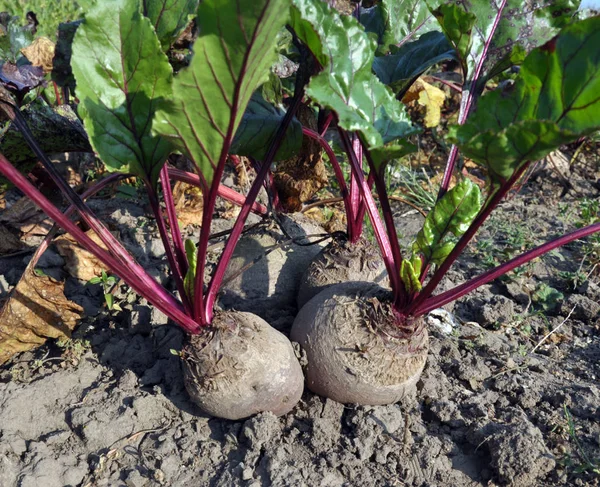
[428,3,475,76]
[372,31,456,96]
[0,0,83,39]
[290,0,417,168]
[71,0,173,186]
[449,17,600,187]
[153,0,290,190]
[413,178,481,266]
[230,91,302,161]
[532,283,564,312]
[88,270,121,310]
[359,0,436,53]
[400,254,422,293]
[0,14,33,62]
[142,0,198,51]
[430,0,581,84]
[183,238,196,300]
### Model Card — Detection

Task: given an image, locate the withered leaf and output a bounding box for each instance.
[20,36,55,73]
[55,230,108,282]
[273,104,328,212]
[173,180,203,228]
[0,257,83,365]
[0,61,44,91]
[402,78,446,128]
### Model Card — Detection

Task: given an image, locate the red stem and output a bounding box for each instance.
[357,135,408,308]
[319,111,333,136]
[203,94,304,322]
[31,173,128,267]
[0,153,200,333]
[437,0,508,198]
[3,100,168,298]
[301,127,353,238]
[146,182,192,315]
[338,129,403,305]
[167,167,268,216]
[160,166,188,275]
[348,134,362,243]
[407,163,530,314]
[415,221,600,315]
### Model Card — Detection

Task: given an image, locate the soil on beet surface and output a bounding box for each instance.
[0,163,599,487]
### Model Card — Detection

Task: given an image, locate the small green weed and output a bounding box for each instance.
[559,405,600,475]
[88,271,122,311]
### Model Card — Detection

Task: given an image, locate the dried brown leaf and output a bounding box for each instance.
[273,105,328,212]
[21,36,56,73]
[402,78,446,128]
[173,180,203,227]
[0,259,83,365]
[54,230,108,281]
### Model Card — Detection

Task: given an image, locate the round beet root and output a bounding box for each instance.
[292,282,428,405]
[220,213,325,323]
[297,236,388,309]
[182,311,304,420]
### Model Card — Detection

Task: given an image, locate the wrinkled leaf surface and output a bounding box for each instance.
[413,178,481,265]
[291,0,416,169]
[449,17,600,184]
[154,0,290,190]
[72,0,173,186]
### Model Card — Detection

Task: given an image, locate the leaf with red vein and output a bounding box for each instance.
[71,0,173,187]
[153,0,291,191]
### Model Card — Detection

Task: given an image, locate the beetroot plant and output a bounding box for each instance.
[0,0,310,420]
[290,1,600,405]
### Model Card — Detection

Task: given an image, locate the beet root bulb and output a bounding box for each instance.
[182,311,304,420]
[292,282,428,405]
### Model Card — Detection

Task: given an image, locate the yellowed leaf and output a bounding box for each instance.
[21,37,56,73]
[402,79,446,128]
[0,259,83,365]
[55,230,108,281]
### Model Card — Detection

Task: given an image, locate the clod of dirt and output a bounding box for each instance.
[182,311,304,420]
[219,213,325,328]
[297,235,388,309]
[477,414,556,486]
[291,281,428,405]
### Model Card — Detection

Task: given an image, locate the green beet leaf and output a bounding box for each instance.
[429,4,475,77]
[0,15,33,63]
[231,91,302,161]
[430,0,580,87]
[290,0,417,170]
[359,0,437,53]
[449,16,600,185]
[400,255,423,293]
[153,0,290,190]
[373,31,456,96]
[71,0,173,187]
[413,178,481,266]
[142,0,198,51]
[184,238,197,299]
[51,21,82,90]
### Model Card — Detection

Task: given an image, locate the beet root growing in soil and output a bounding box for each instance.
[292,282,429,405]
[182,311,304,420]
[297,235,388,309]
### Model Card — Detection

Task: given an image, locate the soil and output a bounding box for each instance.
[0,162,599,487]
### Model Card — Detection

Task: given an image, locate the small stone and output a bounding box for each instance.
[242,467,254,480]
